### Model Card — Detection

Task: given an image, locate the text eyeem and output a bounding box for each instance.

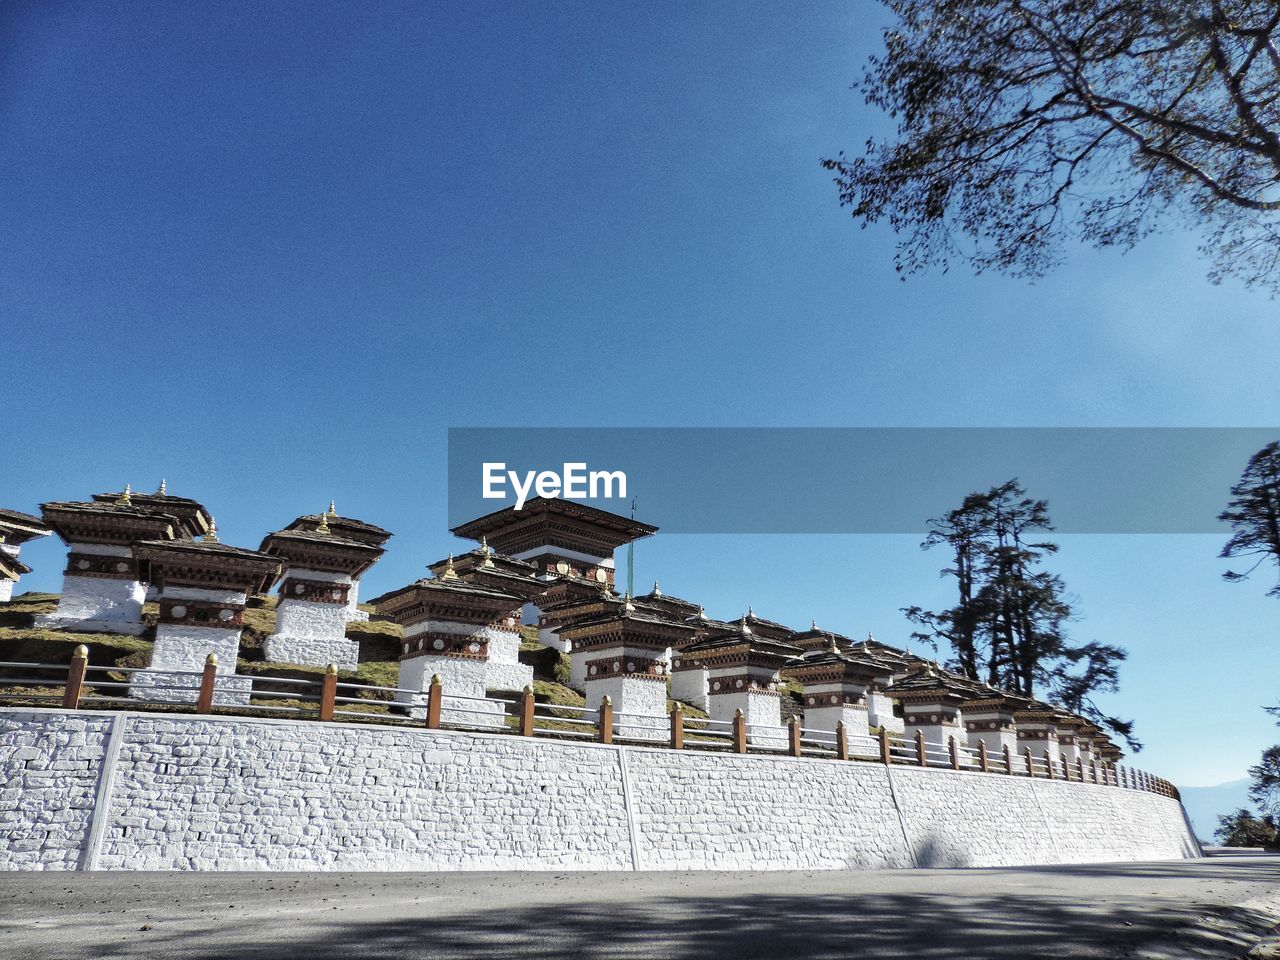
[482,462,628,510]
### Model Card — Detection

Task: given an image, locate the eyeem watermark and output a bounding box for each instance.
[482,462,628,510]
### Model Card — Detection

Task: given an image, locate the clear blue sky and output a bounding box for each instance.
[3,1,1277,788]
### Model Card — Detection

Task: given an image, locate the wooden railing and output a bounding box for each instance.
[0,648,1179,800]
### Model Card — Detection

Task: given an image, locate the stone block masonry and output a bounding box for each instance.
[0,707,1200,872]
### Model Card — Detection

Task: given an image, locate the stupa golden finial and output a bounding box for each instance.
[478,536,494,567]
[738,616,752,636]
[622,594,636,614]
[315,510,331,535]
[811,619,818,630]
[747,605,755,618]
[156,478,167,496]
[0,533,6,545]
[651,580,662,597]
[440,554,460,580]
[203,517,220,543]
[829,634,839,654]
[327,499,337,517]
[117,484,132,506]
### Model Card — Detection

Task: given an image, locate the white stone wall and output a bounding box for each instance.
[0,580,12,603]
[0,708,1202,873]
[0,711,113,870]
[710,691,786,749]
[397,655,505,727]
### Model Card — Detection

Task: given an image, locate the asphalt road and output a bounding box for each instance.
[2,854,1278,960]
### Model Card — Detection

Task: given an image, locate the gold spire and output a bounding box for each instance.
[738,616,752,636]
[156,478,167,496]
[316,511,331,536]
[478,536,494,567]
[203,517,220,543]
[811,619,818,630]
[829,633,839,654]
[0,533,5,545]
[327,499,337,517]
[622,593,636,614]
[117,484,132,506]
[651,579,662,597]
[440,554,460,581]
[747,605,755,618]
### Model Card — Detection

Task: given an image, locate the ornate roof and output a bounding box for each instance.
[0,509,51,545]
[285,511,392,547]
[450,497,657,556]
[259,528,385,578]
[132,538,282,595]
[91,487,211,539]
[41,500,180,547]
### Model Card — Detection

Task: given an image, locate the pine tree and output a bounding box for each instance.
[1220,441,1280,599]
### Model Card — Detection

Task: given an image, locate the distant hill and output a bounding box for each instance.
[1178,778,1252,841]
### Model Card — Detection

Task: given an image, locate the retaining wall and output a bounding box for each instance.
[0,708,1202,872]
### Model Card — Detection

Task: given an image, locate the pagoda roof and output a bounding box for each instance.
[681,622,802,661]
[91,489,211,539]
[789,623,859,652]
[782,644,897,683]
[884,665,987,700]
[450,497,657,553]
[285,512,393,547]
[41,501,181,546]
[557,606,699,642]
[0,552,32,582]
[259,528,385,577]
[133,538,282,594]
[367,573,527,610]
[0,508,52,545]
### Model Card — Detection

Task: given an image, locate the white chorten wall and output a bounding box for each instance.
[802,687,876,758]
[485,625,533,692]
[966,717,1019,758]
[129,588,251,706]
[709,688,785,749]
[263,569,360,671]
[345,580,369,622]
[866,689,904,734]
[397,620,516,723]
[1018,727,1062,767]
[0,543,20,602]
[397,654,503,727]
[36,545,147,635]
[583,672,667,742]
[669,665,709,712]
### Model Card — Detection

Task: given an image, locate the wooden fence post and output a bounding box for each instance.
[519,686,535,737]
[1077,758,1085,782]
[878,728,891,765]
[1044,752,1055,779]
[63,645,89,710]
[426,674,443,729]
[732,709,747,753]
[1024,747,1035,777]
[318,663,337,722]
[978,740,989,773]
[599,695,613,744]
[948,736,960,770]
[835,721,849,761]
[670,703,684,750]
[915,730,927,767]
[196,653,218,714]
[788,717,802,758]
[1003,744,1012,775]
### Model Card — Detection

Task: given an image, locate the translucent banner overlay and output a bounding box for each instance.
[447,428,1279,534]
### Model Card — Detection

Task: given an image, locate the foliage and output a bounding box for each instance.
[1220,440,1280,598]
[904,479,1137,748]
[824,1,1280,292]
[1214,807,1278,846]
[1249,744,1280,815]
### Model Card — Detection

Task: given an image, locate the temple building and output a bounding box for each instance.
[450,497,655,650]
[960,686,1034,758]
[259,510,386,670]
[37,489,183,635]
[558,597,695,741]
[129,524,281,704]
[884,664,974,751]
[1014,703,1062,765]
[668,609,736,711]
[370,562,528,723]
[676,617,800,748]
[784,629,895,756]
[0,509,52,602]
[282,504,392,621]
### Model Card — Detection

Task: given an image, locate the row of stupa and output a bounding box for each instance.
[0,487,1124,762]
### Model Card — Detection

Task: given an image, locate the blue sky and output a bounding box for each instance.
[3,1,1278,788]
